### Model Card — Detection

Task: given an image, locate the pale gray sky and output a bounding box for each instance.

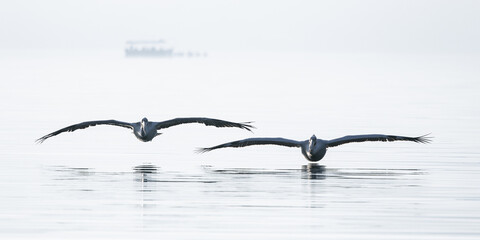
[1,0,479,53]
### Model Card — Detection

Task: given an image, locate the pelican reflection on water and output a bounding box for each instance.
[198,134,431,162]
[36,117,254,143]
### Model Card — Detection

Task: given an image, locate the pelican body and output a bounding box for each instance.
[198,134,431,162]
[134,118,159,142]
[36,117,254,143]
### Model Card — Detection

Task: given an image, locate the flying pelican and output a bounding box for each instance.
[197,134,431,162]
[36,117,254,143]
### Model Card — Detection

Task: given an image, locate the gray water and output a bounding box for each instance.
[0,51,479,239]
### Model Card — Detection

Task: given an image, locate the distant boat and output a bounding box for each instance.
[125,39,207,58]
[125,40,174,57]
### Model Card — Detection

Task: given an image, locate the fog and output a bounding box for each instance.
[1,0,479,54]
[1,1,480,239]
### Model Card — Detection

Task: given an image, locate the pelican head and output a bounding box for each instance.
[309,134,317,146]
[142,117,148,124]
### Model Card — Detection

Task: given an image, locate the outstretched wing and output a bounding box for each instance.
[36,120,134,143]
[197,137,302,153]
[326,134,431,148]
[154,118,254,132]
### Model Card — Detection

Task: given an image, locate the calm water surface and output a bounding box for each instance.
[0,52,479,239]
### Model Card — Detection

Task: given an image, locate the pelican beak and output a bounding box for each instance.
[307,141,316,155]
[140,121,147,136]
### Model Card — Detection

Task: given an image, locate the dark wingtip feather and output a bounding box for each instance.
[414,133,433,144]
[195,148,213,154]
[35,137,46,144]
[240,121,256,132]
[35,132,55,144]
